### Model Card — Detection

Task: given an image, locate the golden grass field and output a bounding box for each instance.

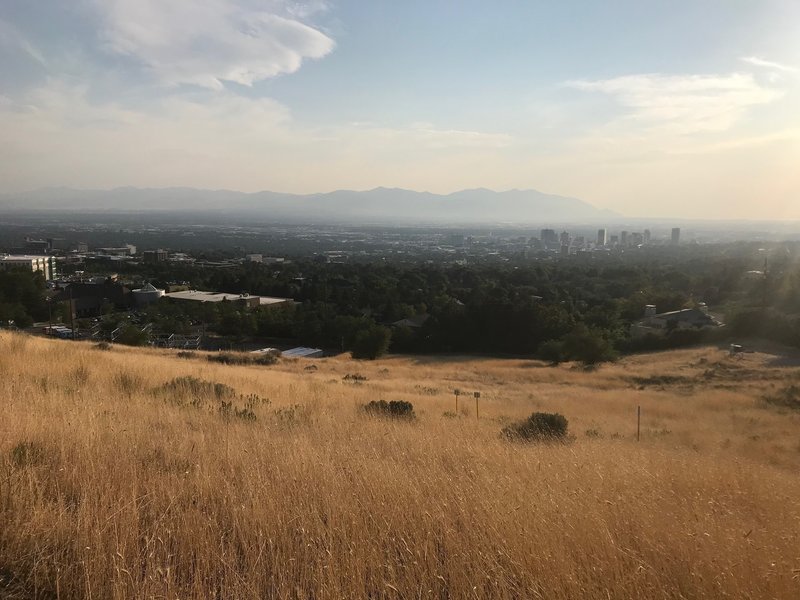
[1,331,799,599]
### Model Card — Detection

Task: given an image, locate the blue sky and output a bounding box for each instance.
[1,1,798,219]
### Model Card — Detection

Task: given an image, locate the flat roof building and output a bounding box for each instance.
[0,254,57,280]
[163,290,293,309]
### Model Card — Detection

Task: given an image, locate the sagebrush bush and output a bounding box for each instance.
[763,385,800,410]
[158,376,237,406]
[502,412,569,442]
[9,441,50,468]
[362,400,415,420]
[343,373,368,382]
[208,352,278,366]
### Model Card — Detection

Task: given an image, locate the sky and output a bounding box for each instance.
[1,0,799,220]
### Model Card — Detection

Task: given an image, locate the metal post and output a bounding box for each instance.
[474,391,481,419]
[454,389,460,413]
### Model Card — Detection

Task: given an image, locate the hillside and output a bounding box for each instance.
[1,333,800,598]
[0,186,616,223]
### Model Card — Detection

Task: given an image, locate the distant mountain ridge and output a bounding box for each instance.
[0,186,618,223]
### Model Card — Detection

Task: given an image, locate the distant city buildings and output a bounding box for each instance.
[540,229,558,248]
[529,224,686,257]
[143,249,168,263]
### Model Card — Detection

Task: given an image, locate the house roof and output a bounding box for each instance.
[392,314,430,329]
[282,347,323,358]
[650,308,722,326]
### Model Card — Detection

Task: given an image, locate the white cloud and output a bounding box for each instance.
[91,0,335,89]
[741,56,798,74]
[568,73,782,134]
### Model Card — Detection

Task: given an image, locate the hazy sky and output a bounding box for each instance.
[1,1,799,219]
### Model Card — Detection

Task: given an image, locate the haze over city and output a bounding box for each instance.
[1,1,799,220]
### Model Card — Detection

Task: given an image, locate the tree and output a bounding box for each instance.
[562,324,617,365]
[352,325,392,360]
[116,325,149,346]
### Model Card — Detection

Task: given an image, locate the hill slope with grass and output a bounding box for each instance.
[1,332,800,598]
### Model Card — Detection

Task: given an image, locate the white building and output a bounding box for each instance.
[632,303,723,337]
[132,283,165,306]
[0,255,57,280]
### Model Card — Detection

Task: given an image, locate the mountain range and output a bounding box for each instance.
[0,186,617,224]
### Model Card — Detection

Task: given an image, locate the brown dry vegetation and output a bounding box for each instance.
[1,332,800,599]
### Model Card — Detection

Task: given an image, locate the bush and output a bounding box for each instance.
[208,352,278,366]
[10,441,49,467]
[502,412,569,442]
[158,376,237,406]
[362,400,415,420]
[763,385,800,410]
[343,373,368,382]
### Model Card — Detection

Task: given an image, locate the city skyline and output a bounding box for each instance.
[1,1,799,220]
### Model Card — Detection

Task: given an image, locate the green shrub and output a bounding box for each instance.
[362,400,415,420]
[502,412,569,442]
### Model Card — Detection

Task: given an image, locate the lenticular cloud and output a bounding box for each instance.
[93,0,335,89]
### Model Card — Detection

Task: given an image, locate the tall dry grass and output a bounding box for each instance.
[1,332,799,598]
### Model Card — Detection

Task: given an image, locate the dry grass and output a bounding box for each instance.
[1,332,800,599]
